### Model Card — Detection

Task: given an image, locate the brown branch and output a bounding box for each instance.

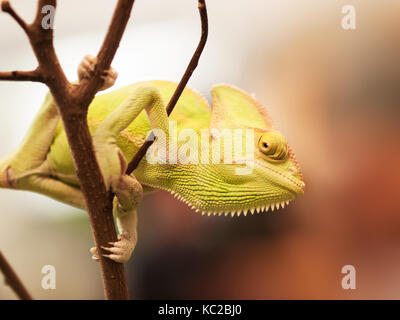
[1,1,29,34]
[126,0,208,174]
[0,69,43,82]
[0,250,33,300]
[1,0,135,299]
[77,0,135,106]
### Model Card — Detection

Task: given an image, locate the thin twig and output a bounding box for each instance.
[0,250,33,300]
[77,0,136,106]
[126,0,208,174]
[0,69,43,82]
[1,1,29,34]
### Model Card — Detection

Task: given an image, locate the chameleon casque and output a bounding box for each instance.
[0,55,304,263]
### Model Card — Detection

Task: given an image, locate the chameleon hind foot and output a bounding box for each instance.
[78,54,118,90]
[90,232,136,263]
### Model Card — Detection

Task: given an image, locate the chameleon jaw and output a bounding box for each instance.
[200,199,293,217]
[170,189,295,217]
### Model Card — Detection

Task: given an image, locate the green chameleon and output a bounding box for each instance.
[0,55,304,263]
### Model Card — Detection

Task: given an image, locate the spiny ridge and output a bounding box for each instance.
[169,189,293,218]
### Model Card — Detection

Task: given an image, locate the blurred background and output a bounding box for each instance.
[1,0,400,299]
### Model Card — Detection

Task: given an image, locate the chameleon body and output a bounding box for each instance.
[0,56,304,262]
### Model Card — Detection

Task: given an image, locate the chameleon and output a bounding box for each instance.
[0,55,304,263]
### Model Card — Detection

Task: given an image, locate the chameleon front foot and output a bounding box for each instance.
[90,232,136,263]
[78,54,118,90]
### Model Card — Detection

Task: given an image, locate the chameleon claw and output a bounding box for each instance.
[78,54,97,80]
[77,54,118,90]
[101,245,123,254]
[99,233,135,263]
[108,241,124,248]
[102,254,126,264]
[83,56,97,72]
[90,246,100,262]
[100,68,118,90]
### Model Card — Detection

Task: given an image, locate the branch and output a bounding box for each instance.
[1,0,29,34]
[126,0,208,174]
[1,0,135,299]
[77,0,135,106]
[0,69,43,82]
[0,250,33,300]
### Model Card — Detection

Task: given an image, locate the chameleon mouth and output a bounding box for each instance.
[253,159,305,195]
[170,190,296,217]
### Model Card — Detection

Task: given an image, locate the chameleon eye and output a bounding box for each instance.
[259,138,272,154]
[258,131,288,160]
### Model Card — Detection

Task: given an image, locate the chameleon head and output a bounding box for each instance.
[252,129,304,198]
[169,129,304,216]
[233,128,304,211]
[166,84,305,216]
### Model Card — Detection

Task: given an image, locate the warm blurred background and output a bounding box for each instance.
[1,0,400,299]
